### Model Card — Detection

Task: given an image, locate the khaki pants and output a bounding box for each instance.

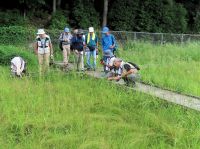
[38,53,50,75]
[63,44,70,65]
[74,50,84,71]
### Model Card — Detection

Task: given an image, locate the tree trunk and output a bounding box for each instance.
[53,0,56,13]
[102,0,108,27]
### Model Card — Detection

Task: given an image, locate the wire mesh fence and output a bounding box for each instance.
[110,31,200,45]
[44,30,200,46]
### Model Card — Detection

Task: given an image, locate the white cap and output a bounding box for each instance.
[89,27,94,32]
[37,29,45,35]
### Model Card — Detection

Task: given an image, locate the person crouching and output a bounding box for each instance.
[11,56,26,77]
[109,58,140,86]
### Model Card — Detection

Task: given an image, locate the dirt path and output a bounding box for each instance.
[54,61,200,112]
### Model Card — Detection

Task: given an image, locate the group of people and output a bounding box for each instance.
[58,27,98,71]
[10,26,140,85]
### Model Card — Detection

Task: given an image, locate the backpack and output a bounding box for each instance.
[59,33,64,51]
[127,62,140,70]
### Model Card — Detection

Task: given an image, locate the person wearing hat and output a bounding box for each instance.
[59,27,73,66]
[71,29,85,71]
[85,27,98,71]
[34,29,53,75]
[101,26,117,73]
[110,58,140,86]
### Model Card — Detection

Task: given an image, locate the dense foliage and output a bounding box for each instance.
[0,45,37,66]
[0,0,200,33]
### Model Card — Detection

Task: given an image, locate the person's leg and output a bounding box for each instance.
[80,51,84,70]
[103,50,113,73]
[62,45,67,65]
[125,73,140,86]
[38,54,44,75]
[44,52,50,74]
[66,44,70,64]
[86,51,91,69]
[93,50,97,70]
[75,50,80,71]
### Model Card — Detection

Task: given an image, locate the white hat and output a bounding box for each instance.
[89,27,94,32]
[37,29,45,35]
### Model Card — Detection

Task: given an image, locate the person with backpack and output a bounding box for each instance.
[59,27,73,67]
[85,27,98,71]
[101,27,117,73]
[34,29,53,75]
[108,58,140,86]
[71,29,85,71]
[10,56,26,77]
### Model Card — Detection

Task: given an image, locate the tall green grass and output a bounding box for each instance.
[1,67,200,148]
[1,43,200,148]
[118,41,200,97]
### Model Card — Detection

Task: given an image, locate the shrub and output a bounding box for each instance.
[49,10,69,30]
[0,45,37,66]
[0,26,35,45]
[0,9,28,27]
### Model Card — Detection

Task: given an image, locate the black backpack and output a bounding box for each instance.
[127,62,140,70]
[59,33,64,51]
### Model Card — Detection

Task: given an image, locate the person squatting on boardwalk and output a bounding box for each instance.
[101,27,117,73]
[85,27,98,71]
[59,27,73,67]
[71,29,85,71]
[107,58,140,86]
[10,56,26,77]
[34,29,54,75]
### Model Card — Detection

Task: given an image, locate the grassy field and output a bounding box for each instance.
[1,67,200,149]
[118,42,200,97]
[1,44,200,148]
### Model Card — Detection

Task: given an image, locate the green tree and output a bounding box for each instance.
[71,0,100,29]
[108,0,139,31]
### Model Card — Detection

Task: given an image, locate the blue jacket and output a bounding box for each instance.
[101,34,116,51]
[71,36,84,51]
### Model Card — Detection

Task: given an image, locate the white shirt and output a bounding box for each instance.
[11,57,25,75]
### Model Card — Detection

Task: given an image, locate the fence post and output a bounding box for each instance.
[134,32,137,41]
[161,33,164,45]
[181,34,184,45]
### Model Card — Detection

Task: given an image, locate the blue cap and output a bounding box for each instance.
[102,27,109,33]
[64,27,70,32]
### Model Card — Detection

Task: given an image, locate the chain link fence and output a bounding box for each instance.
[110,31,200,45]
[18,29,198,52]
[45,30,200,46]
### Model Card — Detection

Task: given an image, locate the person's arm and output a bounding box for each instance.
[59,33,63,42]
[96,36,98,51]
[110,35,116,49]
[122,69,135,77]
[101,37,104,54]
[108,76,121,81]
[49,39,53,57]
[122,64,137,77]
